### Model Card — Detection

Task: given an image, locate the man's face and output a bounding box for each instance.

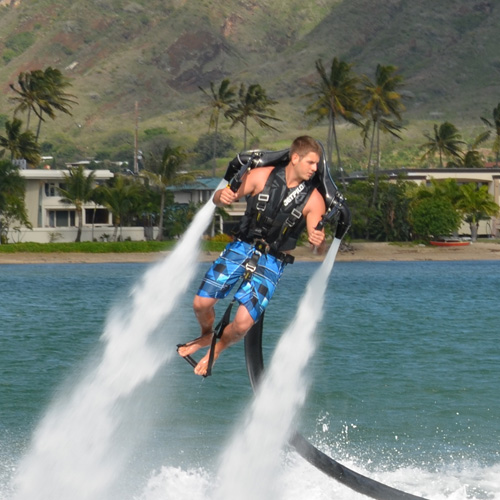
[292,151,319,181]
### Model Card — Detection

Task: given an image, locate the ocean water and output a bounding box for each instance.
[1,254,499,499]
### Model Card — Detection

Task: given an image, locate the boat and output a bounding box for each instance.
[430,239,470,247]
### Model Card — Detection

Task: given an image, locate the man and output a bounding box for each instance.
[178,136,326,376]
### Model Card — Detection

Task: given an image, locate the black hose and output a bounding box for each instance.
[244,316,429,500]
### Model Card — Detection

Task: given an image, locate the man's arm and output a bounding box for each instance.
[213,167,273,206]
[304,189,326,247]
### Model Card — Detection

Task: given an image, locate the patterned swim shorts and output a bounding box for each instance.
[197,240,286,322]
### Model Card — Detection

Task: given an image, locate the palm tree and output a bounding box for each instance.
[226,83,281,150]
[427,178,463,205]
[34,67,77,140]
[456,183,499,241]
[58,165,96,242]
[481,102,500,167]
[96,175,143,241]
[9,67,77,141]
[36,67,77,139]
[361,65,405,170]
[9,71,40,131]
[306,57,362,178]
[0,118,41,166]
[361,64,406,205]
[447,131,490,168]
[199,79,236,176]
[0,159,30,243]
[420,122,465,168]
[141,144,195,241]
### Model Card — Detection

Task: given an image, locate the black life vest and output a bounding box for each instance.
[235,167,314,252]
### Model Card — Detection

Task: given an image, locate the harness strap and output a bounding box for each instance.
[205,300,234,377]
[269,192,311,254]
[243,248,261,281]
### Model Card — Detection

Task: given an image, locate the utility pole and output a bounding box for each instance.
[133,101,139,174]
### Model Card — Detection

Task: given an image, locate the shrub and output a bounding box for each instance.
[410,197,461,240]
[210,233,233,243]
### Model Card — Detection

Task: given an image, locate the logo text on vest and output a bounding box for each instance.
[283,183,305,207]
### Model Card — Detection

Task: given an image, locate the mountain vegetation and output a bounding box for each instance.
[0,0,499,172]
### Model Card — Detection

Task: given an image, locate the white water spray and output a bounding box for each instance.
[11,196,219,500]
[214,238,342,500]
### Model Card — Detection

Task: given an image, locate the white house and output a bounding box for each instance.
[349,167,500,237]
[7,168,153,243]
[8,166,500,243]
[169,169,500,238]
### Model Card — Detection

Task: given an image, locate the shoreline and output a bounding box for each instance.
[1,241,500,264]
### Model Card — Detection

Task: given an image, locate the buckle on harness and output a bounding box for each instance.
[254,240,269,254]
[244,262,257,276]
[285,208,302,227]
[243,248,262,280]
[256,193,269,211]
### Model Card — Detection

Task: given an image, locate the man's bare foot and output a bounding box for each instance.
[177,332,213,358]
[194,348,220,377]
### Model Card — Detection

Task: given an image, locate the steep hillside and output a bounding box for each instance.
[302,0,498,118]
[0,0,498,157]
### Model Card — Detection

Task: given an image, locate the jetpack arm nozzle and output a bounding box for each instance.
[315,191,351,239]
[227,152,262,193]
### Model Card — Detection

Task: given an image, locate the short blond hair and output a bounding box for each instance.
[290,135,321,159]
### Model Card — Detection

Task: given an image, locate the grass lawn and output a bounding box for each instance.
[0,240,228,254]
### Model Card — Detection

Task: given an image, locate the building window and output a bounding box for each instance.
[85,208,109,224]
[44,182,66,197]
[45,183,57,197]
[48,210,76,227]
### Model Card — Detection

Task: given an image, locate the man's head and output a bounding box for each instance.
[290,135,322,160]
[289,136,321,182]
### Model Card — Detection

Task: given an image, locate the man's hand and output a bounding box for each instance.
[216,186,239,205]
[308,228,325,247]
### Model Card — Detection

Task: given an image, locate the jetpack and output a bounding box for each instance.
[222,143,351,240]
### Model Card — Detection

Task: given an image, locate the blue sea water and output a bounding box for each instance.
[0,258,499,499]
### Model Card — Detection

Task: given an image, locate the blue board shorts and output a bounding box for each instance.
[197,240,286,322]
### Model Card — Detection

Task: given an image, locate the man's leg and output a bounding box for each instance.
[193,303,254,377]
[177,295,217,358]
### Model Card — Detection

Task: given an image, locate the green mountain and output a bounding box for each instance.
[0,0,498,158]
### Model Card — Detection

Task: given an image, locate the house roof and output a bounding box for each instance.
[347,167,500,181]
[20,169,114,181]
[168,177,222,191]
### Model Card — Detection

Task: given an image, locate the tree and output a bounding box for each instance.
[421,178,463,206]
[446,131,490,168]
[410,197,461,240]
[95,175,144,241]
[456,183,499,241]
[141,144,195,241]
[370,177,414,241]
[361,64,405,206]
[346,176,414,241]
[481,102,500,167]
[194,132,235,164]
[306,57,362,182]
[164,201,199,238]
[420,122,465,168]
[0,117,41,166]
[9,67,77,141]
[198,79,236,176]
[226,83,281,150]
[343,179,373,239]
[9,71,39,131]
[0,159,30,243]
[58,165,96,242]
